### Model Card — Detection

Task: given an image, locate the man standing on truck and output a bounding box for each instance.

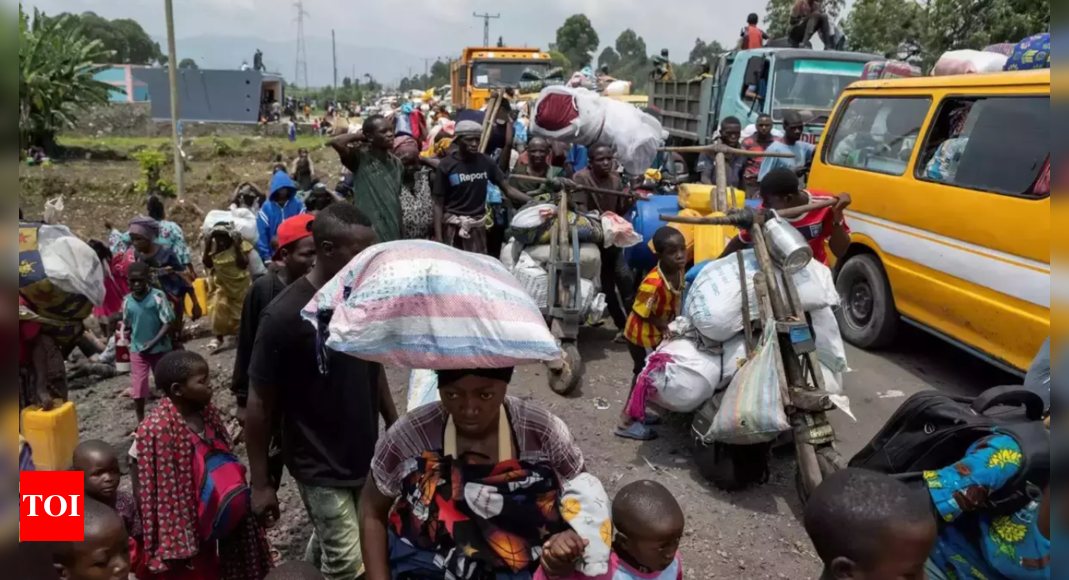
[740,114,777,199]
[790,0,833,49]
[759,111,817,182]
[697,117,746,189]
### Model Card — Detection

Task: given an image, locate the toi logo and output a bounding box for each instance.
[20,471,85,542]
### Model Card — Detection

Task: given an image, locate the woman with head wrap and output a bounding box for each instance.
[361,368,588,580]
[127,216,194,344]
[109,195,196,278]
[395,135,436,240]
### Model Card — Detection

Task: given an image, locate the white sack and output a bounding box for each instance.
[811,307,850,374]
[650,338,721,413]
[202,208,260,243]
[721,334,750,384]
[932,50,1008,76]
[511,204,558,231]
[37,225,106,308]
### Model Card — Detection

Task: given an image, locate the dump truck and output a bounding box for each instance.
[450,47,553,110]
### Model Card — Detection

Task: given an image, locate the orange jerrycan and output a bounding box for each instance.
[20,402,79,472]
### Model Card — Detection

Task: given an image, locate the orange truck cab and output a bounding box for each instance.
[451,47,553,110]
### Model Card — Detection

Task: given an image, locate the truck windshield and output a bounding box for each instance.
[772,59,866,122]
[471,61,552,88]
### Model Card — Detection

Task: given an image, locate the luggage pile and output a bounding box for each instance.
[634,250,851,443]
[530,86,664,176]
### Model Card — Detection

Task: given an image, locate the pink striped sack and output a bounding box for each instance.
[301,241,560,370]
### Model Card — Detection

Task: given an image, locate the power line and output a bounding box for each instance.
[293,0,309,88]
[472,12,500,48]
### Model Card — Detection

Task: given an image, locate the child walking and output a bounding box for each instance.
[73,440,144,573]
[130,350,273,580]
[203,224,252,355]
[616,228,688,441]
[537,480,686,580]
[124,261,175,425]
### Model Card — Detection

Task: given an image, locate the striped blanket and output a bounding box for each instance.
[302,241,560,370]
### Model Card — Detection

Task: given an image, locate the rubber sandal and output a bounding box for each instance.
[615,422,659,441]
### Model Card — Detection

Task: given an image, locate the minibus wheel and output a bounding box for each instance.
[835,254,897,348]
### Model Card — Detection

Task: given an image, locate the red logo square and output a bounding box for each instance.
[20,471,85,542]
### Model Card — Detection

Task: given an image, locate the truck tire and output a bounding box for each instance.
[836,254,898,349]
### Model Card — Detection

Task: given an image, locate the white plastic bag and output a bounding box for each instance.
[408,369,440,412]
[932,50,1008,76]
[513,253,550,309]
[650,338,721,413]
[500,239,521,272]
[708,323,791,445]
[202,209,259,243]
[686,251,841,342]
[811,307,850,374]
[511,204,558,231]
[820,363,844,396]
[44,196,65,225]
[601,212,643,249]
[36,225,106,307]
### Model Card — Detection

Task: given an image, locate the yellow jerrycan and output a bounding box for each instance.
[20,401,79,472]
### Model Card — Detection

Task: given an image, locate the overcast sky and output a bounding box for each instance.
[22,0,856,63]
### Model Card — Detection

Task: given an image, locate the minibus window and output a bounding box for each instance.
[826,97,931,176]
[917,96,1049,197]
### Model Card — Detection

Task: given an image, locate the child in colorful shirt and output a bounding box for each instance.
[925,433,1051,580]
[617,228,687,441]
[536,480,684,580]
[123,262,176,424]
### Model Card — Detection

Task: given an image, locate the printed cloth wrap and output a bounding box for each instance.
[302,240,560,370]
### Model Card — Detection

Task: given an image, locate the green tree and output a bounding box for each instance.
[548,50,572,72]
[598,47,620,70]
[555,15,600,69]
[59,12,162,65]
[845,0,1049,68]
[178,58,198,70]
[688,38,727,64]
[765,0,846,39]
[615,29,648,62]
[20,6,115,150]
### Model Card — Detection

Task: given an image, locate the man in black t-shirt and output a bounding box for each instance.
[433,120,531,255]
[246,203,396,580]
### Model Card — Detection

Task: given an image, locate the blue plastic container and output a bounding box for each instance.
[625,195,681,274]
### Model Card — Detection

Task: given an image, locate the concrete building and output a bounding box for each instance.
[93,66,285,124]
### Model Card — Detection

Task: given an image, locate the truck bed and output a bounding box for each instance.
[650,78,716,144]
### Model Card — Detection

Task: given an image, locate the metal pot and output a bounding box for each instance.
[765,212,813,274]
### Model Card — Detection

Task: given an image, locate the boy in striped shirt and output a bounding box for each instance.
[617,228,688,441]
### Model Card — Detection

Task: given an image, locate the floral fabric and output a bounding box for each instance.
[111,221,193,266]
[134,398,272,580]
[925,433,1050,580]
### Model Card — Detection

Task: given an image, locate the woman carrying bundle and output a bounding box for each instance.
[361,368,590,580]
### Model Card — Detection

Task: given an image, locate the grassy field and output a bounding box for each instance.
[57,134,333,157]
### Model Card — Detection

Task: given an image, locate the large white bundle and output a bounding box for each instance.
[720,334,750,383]
[648,338,721,413]
[932,50,1008,76]
[524,244,603,280]
[530,86,662,176]
[512,252,598,315]
[36,225,106,307]
[602,80,631,96]
[685,251,840,342]
[302,241,560,370]
[202,208,259,243]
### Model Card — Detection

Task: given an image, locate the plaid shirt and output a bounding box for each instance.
[372,396,586,498]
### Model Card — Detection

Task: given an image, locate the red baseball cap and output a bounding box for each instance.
[273,214,315,260]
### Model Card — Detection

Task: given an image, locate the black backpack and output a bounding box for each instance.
[849,386,1050,514]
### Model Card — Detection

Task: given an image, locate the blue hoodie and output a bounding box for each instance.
[257,171,306,261]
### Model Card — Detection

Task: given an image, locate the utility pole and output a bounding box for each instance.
[293,1,309,88]
[332,29,338,100]
[163,0,184,199]
[472,12,500,48]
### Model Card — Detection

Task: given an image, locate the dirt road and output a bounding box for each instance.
[70,321,1017,580]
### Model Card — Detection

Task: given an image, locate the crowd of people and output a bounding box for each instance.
[16,82,1054,580]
